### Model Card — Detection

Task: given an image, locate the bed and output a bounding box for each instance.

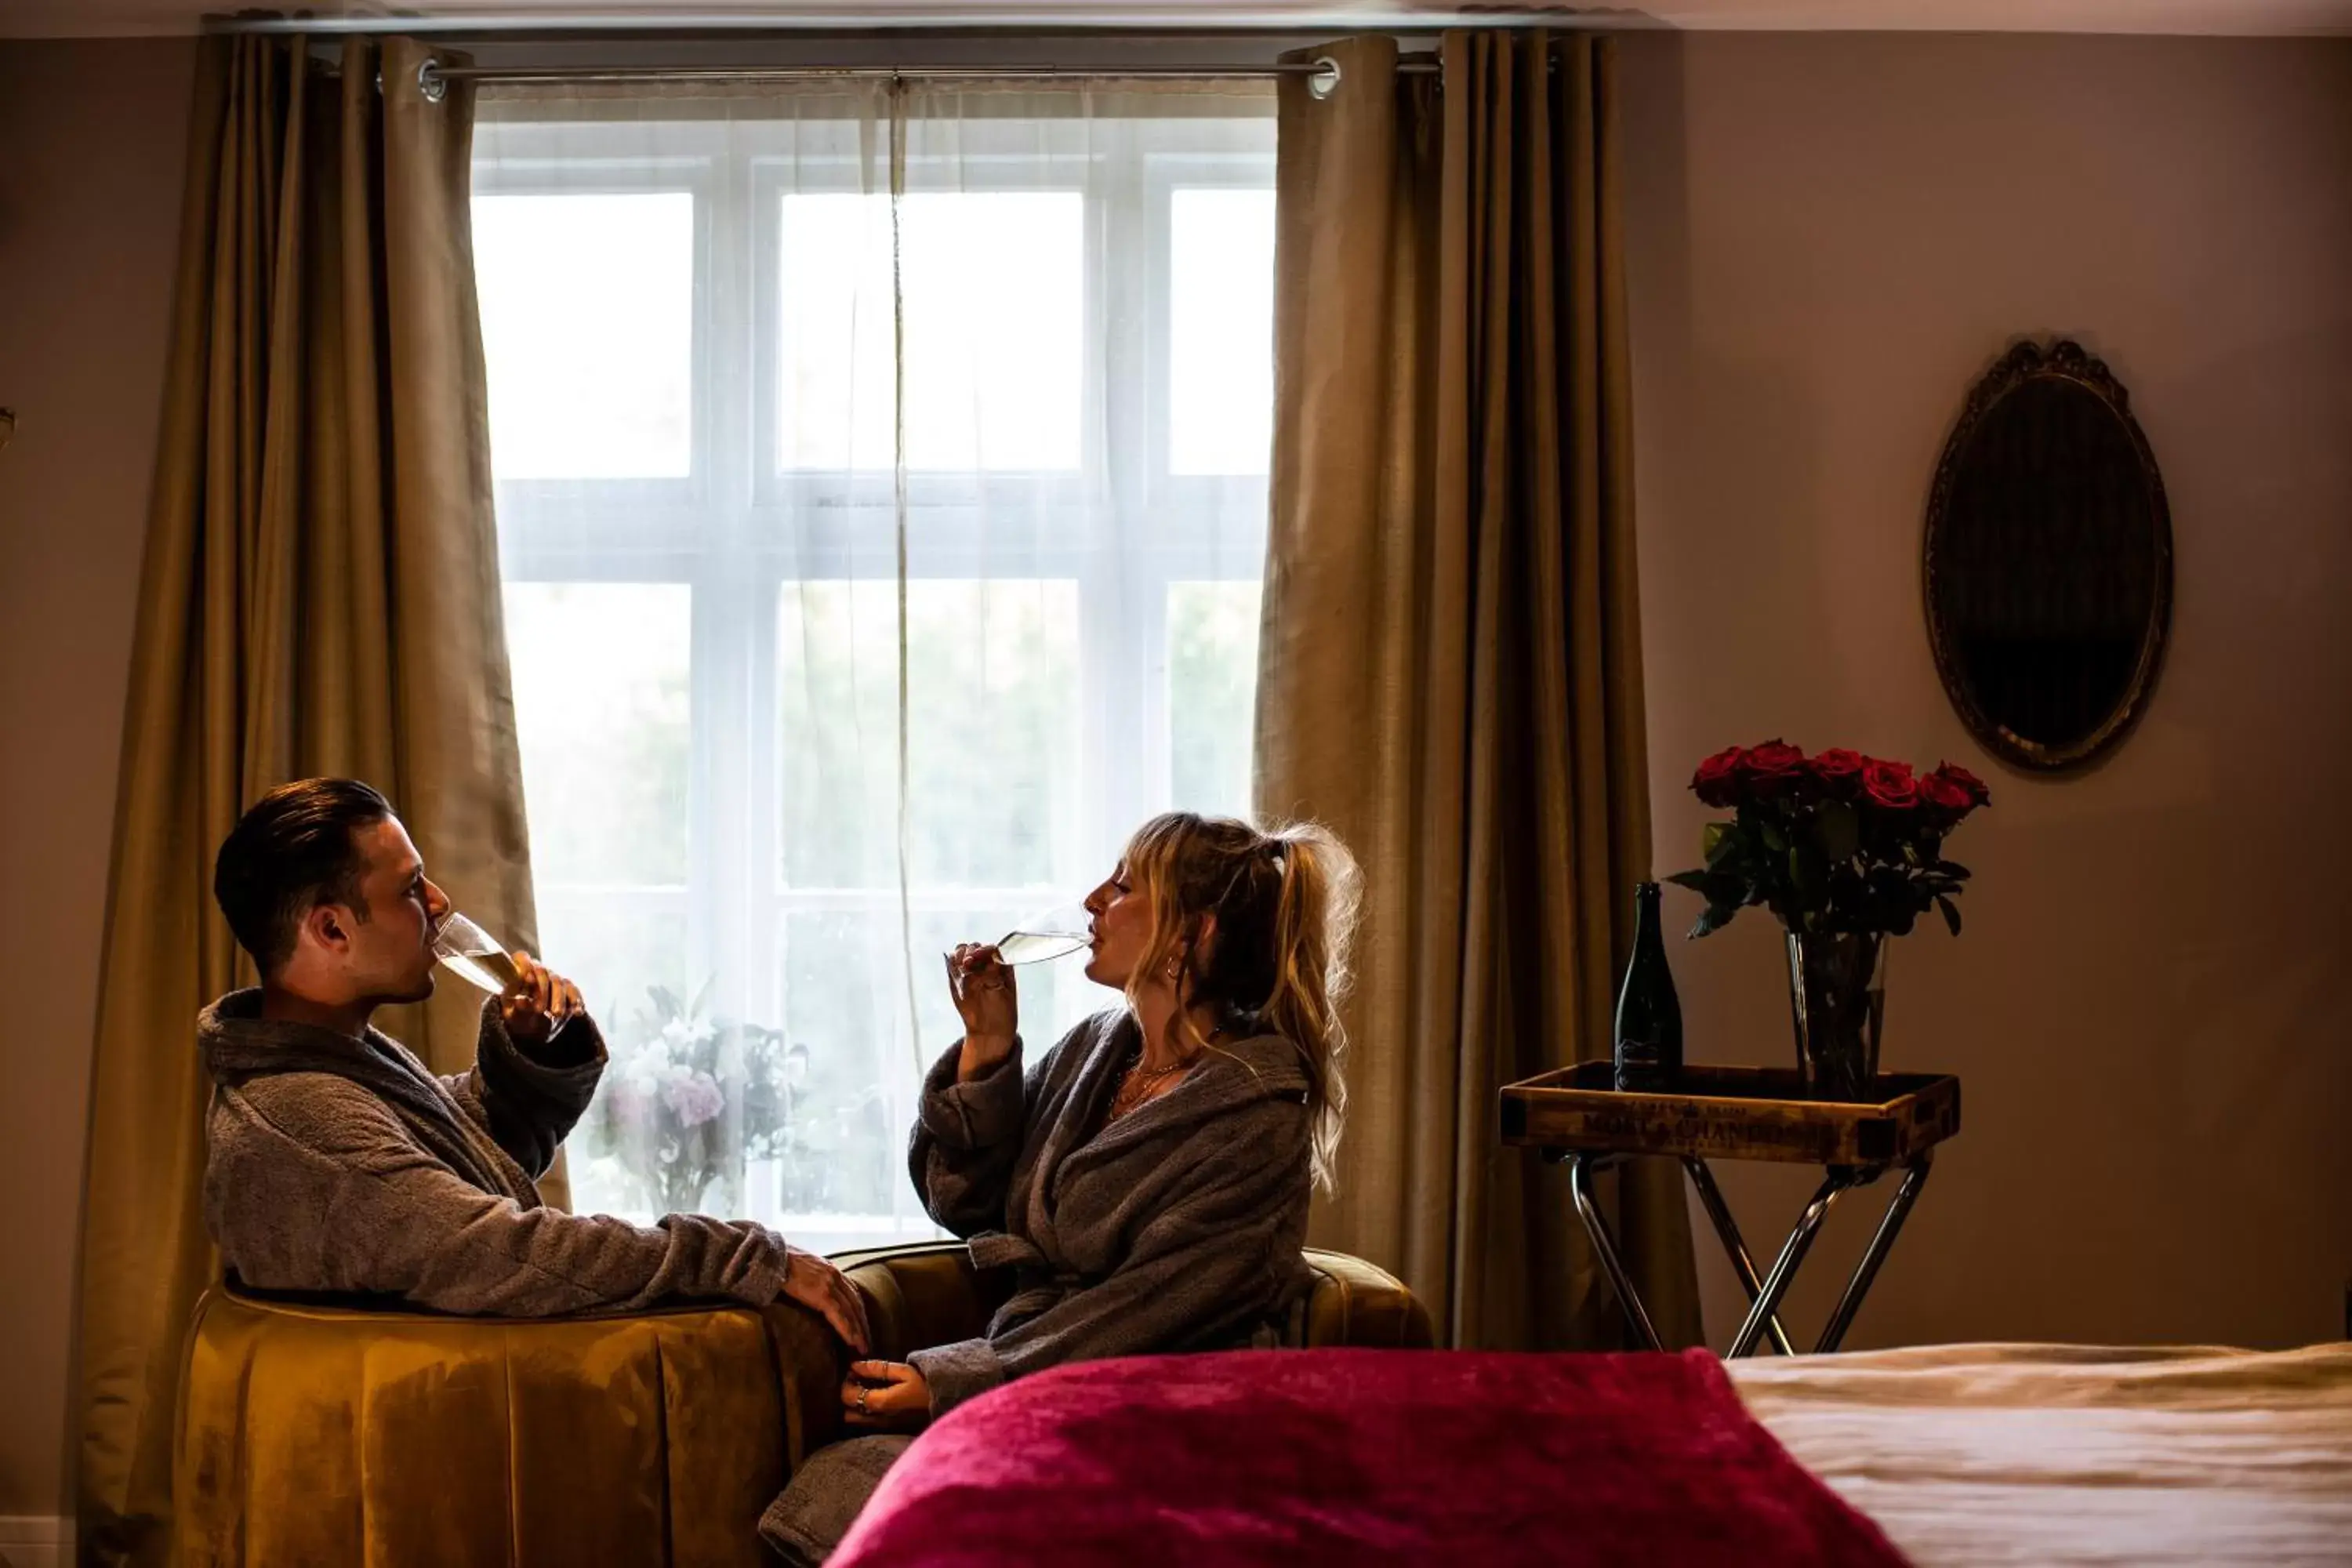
[1730,1340,2352,1566]
[822,1340,2352,1567]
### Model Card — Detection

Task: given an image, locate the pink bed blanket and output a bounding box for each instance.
[830,1347,1908,1566]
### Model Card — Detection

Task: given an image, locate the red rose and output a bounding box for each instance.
[1691,746,1747,808]
[1931,762,1991,808]
[1807,748,1866,799]
[1918,771,1973,816]
[1739,740,1808,795]
[1860,757,1918,811]
[1919,763,1990,822]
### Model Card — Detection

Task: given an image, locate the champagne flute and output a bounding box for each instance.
[431,911,521,995]
[991,900,1092,967]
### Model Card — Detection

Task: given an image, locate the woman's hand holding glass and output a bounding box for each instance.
[946,943,1018,1082]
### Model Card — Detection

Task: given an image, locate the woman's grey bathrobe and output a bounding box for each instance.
[763,1009,1316,1562]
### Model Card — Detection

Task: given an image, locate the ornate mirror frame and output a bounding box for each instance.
[1922,339,2174,773]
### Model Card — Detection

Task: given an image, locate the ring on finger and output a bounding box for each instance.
[856,1386,870,1414]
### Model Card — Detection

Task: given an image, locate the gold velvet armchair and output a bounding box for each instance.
[172,1245,1429,1566]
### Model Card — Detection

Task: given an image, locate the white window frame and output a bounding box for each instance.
[477,105,1274,1240]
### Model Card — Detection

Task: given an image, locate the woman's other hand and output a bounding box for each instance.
[843,1359,931,1432]
[946,943,1017,1079]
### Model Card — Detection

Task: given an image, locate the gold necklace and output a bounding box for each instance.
[1109,1047,1197,1122]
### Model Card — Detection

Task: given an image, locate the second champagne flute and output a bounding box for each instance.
[991,899,1092,967]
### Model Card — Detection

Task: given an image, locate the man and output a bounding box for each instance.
[198,777,868,1348]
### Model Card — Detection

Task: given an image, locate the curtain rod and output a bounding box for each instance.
[201,11,1593,36]
[419,56,1439,93]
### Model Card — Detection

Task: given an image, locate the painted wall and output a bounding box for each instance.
[1621,31,2352,1352]
[0,34,195,1519]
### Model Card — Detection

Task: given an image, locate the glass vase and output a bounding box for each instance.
[1785,930,1888,1103]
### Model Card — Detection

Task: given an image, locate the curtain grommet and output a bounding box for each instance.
[1308,56,1341,101]
[418,58,448,104]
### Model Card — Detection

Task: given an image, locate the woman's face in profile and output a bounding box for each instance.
[1082,861,1148,989]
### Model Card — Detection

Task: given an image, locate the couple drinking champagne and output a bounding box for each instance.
[198,777,1359,1561]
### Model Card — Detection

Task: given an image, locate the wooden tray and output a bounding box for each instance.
[1499,1062,1961,1167]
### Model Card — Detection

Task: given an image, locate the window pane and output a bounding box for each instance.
[539,892,694,1221]
[773,909,905,1219]
[504,582,692,885]
[535,895,691,1036]
[777,579,1080,888]
[778,192,1083,471]
[1167,580,1262,818]
[505,579,696,1228]
[474,192,694,479]
[1170,188,1276,476]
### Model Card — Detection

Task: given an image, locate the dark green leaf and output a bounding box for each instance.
[1665,869,1713,894]
[1788,844,1828,909]
[1689,902,1739,939]
[1936,860,1973,881]
[1760,821,1789,854]
[1936,895,1962,936]
[1704,822,1737,866]
[1815,801,1860,863]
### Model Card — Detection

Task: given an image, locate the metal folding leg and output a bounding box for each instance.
[1682,1158,1795,1357]
[1568,1150,1929,1359]
[1813,1152,1933,1353]
[1726,1169,1853,1359]
[1566,1152,1664,1352]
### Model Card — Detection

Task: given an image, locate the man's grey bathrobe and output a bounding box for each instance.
[763,1009,1315,1563]
[199,989,793,1315]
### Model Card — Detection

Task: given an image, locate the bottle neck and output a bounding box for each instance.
[1632,881,1664,949]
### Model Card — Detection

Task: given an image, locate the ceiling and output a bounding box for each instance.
[9,0,2352,38]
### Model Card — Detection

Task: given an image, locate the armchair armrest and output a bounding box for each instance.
[833,1240,1017,1361]
[1296,1247,1436,1348]
[800,1240,1432,1455]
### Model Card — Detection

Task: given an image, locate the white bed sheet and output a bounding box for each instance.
[1730,1340,2352,1566]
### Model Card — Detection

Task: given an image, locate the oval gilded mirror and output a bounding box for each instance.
[1923,340,2172,772]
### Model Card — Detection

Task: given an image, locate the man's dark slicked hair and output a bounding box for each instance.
[212,779,395,975]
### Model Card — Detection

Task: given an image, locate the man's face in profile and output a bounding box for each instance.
[327,816,451,1007]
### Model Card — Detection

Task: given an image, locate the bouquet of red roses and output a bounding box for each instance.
[1668,741,1989,940]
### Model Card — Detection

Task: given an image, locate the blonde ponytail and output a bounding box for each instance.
[1259,824,1359,1192]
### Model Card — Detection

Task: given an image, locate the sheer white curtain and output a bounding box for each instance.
[471,82,1276,1247]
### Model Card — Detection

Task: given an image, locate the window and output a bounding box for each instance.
[474,92,1276,1246]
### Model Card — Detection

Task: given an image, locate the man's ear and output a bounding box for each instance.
[301,902,354,958]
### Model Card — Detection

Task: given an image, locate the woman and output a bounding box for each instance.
[760,812,1359,1564]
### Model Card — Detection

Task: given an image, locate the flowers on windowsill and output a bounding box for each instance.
[1669,741,1990,941]
[586,983,827,1216]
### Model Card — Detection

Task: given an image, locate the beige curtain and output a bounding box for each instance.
[75,35,537,1564]
[1258,31,1698,1351]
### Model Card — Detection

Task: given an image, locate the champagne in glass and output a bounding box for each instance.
[432,911,521,995]
[993,901,1091,967]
